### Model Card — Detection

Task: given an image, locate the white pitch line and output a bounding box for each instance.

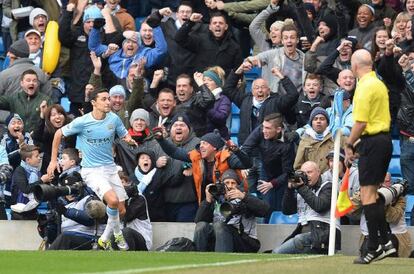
[78,254,325,274]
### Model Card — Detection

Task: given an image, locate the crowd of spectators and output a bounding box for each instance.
[0,0,413,256]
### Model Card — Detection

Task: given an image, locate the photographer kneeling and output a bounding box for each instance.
[193,169,270,253]
[46,149,107,250]
[273,161,341,254]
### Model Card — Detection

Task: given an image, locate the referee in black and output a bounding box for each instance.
[345,49,396,264]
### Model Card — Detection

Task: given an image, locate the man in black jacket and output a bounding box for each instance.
[175,11,242,75]
[147,2,203,86]
[241,113,296,214]
[223,62,298,198]
[272,161,341,254]
[193,169,270,252]
[295,73,329,128]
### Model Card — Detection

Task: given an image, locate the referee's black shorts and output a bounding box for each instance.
[357,132,392,186]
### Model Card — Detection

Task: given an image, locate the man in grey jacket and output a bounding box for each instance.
[248,23,305,93]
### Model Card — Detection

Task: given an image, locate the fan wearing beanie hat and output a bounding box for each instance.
[4,113,34,168]
[83,5,103,23]
[200,131,225,152]
[109,85,126,112]
[295,107,334,173]
[7,39,30,61]
[128,108,152,145]
[105,81,144,129]
[88,5,168,80]
[169,114,194,146]
[308,107,329,127]
[29,8,48,34]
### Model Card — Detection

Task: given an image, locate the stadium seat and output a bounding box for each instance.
[0,37,4,55]
[245,80,253,93]
[135,17,146,31]
[245,67,262,80]
[60,97,71,113]
[406,195,414,226]
[230,136,238,146]
[388,158,401,177]
[392,140,401,157]
[268,211,298,224]
[231,115,240,134]
[231,103,240,115]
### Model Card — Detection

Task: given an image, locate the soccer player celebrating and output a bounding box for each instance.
[47,88,136,250]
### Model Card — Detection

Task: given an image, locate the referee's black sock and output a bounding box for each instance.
[363,203,380,251]
[376,198,391,245]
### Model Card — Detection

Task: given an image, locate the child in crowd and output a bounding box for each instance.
[10,145,51,220]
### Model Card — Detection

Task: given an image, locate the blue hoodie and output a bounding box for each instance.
[88,27,168,79]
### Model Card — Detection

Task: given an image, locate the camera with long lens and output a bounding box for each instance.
[378,179,408,206]
[34,172,85,202]
[209,181,242,219]
[219,201,241,219]
[288,170,309,188]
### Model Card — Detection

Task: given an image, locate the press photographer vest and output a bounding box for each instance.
[297,181,340,230]
[61,196,105,236]
[189,149,248,204]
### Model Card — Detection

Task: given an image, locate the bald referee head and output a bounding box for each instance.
[351,49,373,78]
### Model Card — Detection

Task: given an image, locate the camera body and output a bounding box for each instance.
[288,170,309,188]
[208,182,226,199]
[34,172,85,202]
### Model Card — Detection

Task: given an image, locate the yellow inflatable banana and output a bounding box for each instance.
[42,21,61,74]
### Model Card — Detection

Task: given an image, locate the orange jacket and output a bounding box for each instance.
[189,149,247,204]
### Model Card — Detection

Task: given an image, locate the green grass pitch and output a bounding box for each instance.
[0,251,413,274]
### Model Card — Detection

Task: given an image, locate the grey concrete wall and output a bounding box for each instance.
[1,221,413,255]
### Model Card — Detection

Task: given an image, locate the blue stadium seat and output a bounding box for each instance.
[0,37,4,55]
[388,157,401,177]
[60,97,71,113]
[406,195,414,226]
[135,17,146,31]
[244,67,262,80]
[392,140,401,157]
[231,115,240,134]
[268,211,298,224]
[231,103,240,115]
[230,136,238,146]
[245,80,253,93]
